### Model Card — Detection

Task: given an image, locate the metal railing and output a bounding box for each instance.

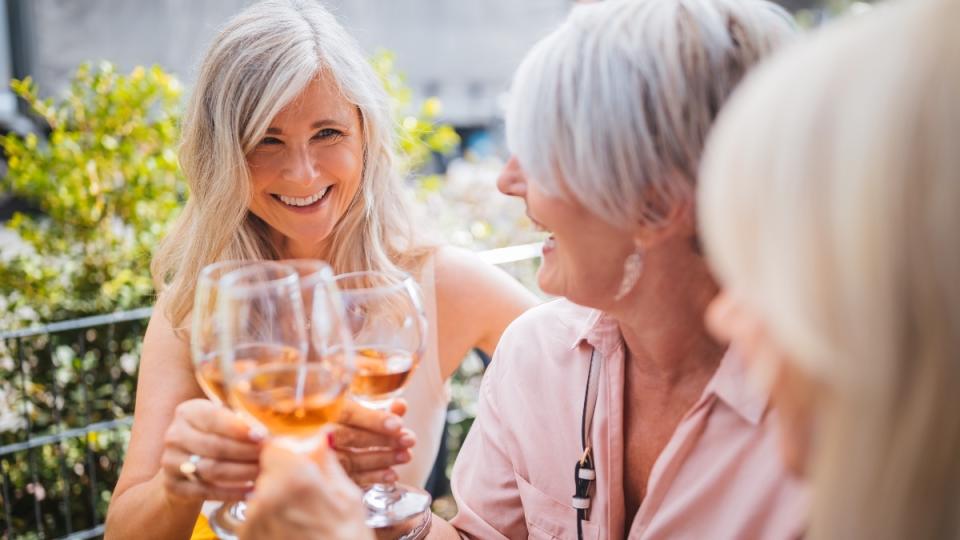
[0,243,541,539]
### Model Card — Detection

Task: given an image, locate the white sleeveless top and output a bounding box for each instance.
[396,255,450,487]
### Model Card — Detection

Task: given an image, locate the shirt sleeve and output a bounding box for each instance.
[448,351,527,539]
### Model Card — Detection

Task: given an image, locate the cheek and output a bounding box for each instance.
[324,145,363,202]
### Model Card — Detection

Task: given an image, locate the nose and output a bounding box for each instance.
[283,144,320,186]
[497,156,527,198]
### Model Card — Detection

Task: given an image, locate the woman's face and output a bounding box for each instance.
[706,290,818,476]
[496,157,635,307]
[246,76,364,256]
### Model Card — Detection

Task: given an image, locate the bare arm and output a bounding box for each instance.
[434,246,539,379]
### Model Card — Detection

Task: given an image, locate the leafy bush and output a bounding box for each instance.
[0,62,184,328]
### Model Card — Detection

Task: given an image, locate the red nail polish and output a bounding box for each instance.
[327,432,336,449]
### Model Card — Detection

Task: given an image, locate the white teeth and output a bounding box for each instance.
[277,187,329,207]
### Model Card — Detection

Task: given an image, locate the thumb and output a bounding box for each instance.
[260,443,304,474]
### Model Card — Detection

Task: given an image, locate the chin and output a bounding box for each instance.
[536,268,562,298]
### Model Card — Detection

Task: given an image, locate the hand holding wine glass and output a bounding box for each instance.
[333,270,432,536]
[172,260,276,539]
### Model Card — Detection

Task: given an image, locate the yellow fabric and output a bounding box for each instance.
[191,514,220,540]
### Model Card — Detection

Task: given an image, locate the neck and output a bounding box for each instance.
[274,232,332,262]
[607,247,725,388]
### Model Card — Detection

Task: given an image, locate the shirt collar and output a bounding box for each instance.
[558,300,770,425]
[561,304,621,357]
[702,345,770,425]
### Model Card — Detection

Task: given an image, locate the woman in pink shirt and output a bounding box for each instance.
[700,0,960,538]
[239,0,801,538]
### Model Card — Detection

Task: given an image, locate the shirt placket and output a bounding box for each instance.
[591,333,626,540]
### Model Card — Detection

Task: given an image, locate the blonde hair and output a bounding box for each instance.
[152,0,429,328]
[506,0,795,228]
[699,1,960,537]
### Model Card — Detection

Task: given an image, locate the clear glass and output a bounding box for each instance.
[334,270,432,535]
[190,260,266,540]
[219,261,353,453]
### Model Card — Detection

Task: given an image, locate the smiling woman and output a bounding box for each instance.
[102,1,537,539]
[246,77,366,258]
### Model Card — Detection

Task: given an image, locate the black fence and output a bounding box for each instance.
[0,309,149,539]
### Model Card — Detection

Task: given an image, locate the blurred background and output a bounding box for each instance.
[0,1,873,538]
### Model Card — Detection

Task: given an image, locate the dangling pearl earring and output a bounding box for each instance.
[613,249,644,301]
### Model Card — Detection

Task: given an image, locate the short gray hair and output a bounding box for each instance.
[506,0,795,227]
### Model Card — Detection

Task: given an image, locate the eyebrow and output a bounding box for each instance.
[265,119,344,135]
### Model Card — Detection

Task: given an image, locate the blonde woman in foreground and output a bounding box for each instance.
[700,0,960,538]
[103,0,537,538]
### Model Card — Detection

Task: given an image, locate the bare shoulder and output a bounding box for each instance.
[432,245,536,305]
[430,245,540,377]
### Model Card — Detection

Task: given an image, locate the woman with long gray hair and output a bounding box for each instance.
[238,1,803,538]
[104,1,536,538]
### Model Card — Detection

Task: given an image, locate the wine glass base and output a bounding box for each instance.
[370,503,432,540]
[209,501,246,540]
[363,483,432,531]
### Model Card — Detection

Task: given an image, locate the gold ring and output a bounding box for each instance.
[179,454,202,483]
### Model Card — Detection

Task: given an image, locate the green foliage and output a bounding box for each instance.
[371,50,460,173]
[0,62,184,327]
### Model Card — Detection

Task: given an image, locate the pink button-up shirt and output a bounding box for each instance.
[450,299,807,539]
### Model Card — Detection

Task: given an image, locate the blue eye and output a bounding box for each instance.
[259,136,283,146]
[314,128,343,140]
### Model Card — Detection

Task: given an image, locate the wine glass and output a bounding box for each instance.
[334,270,432,536]
[219,261,353,454]
[191,260,270,540]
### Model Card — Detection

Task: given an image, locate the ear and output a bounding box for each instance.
[630,196,695,249]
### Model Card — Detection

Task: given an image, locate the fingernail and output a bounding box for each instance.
[383,470,398,482]
[327,432,336,449]
[399,435,416,448]
[383,417,402,431]
[249,426,267,442]
[395,451,411,464]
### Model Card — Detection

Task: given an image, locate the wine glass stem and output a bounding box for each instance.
[369,481,402,502]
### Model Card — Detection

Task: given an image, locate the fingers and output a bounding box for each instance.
[162,449,260,485]
[161,399,263,503]
[176,399,262,442]
[330,425,416,451]
[350,468,399,487]
[337,399,405,435]
[334,447,411,477]
[164,426,262,462]
[162,463,254,503]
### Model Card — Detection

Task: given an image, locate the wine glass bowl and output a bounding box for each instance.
[335,271,427,408]
[191,260,263,405]
[219,261,352,453]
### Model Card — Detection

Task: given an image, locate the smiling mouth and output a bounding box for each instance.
[271,186,332,208]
